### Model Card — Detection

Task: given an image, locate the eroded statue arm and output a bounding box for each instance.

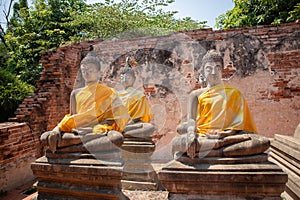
[187,90,198,121]
[187,88,206,121]
[185,89,205,158]
[70,89,77,115]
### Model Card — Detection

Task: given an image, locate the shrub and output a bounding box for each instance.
[0,69,34,122]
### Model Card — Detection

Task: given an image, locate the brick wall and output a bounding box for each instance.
[0,122,39,191]
[1,22,299,182]
[267,50,300,101]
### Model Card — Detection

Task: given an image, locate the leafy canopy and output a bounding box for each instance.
[0,69,34,122]
[69,0,206,40]
[215,0,300,29]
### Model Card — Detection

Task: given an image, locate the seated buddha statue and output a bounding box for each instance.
[172,50,270,159]
[118,56,154,138]
[40,53,129,154]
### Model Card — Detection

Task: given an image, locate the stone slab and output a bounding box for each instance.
[31,156,124,200]
[283,186,300,200]
[45,149,122,160]
[274,134,300,152]
[271,140,300,162]
[121,180,158,191]
[175,153,268,165]
[35,155,123,167]
[121,142,155,153]
[269,150,300,176]
[158,160,287,199]
[269,155,300,199]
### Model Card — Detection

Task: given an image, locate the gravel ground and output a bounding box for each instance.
[123,190,168,200]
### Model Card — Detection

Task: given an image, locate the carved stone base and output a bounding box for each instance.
[31,155,126,200]
[121,137,158,190]
[269,134,300,200]
[158,154,287,200]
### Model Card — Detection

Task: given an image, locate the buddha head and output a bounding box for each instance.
[120,56,136,89]
[199,50,224,87]
[80,53,102,85]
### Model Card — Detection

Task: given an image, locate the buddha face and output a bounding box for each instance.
[120,73,135,89]
[81,62,101,85]
[202,61,223,87]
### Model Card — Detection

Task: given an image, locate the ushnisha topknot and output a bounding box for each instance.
[200,50,224,73]
[81,52,101,70]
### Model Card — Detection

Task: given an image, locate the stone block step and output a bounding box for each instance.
[158,159,287,199]
[121,180,158,191]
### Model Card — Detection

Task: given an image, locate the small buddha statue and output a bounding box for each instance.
[119,56,154,137]
[40,53,129,154]
[172,50,270,159]
[118,56,157,190]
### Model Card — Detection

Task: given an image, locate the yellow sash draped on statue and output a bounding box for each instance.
[58,83,129,134]
[196,84,257,136]
[119,87,152,123]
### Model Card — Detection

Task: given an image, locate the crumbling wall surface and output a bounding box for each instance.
[0,122,38,191]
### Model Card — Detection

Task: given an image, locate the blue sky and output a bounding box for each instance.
[87,0,235,28]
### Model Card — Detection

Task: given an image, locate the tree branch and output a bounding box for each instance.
[0,24,7,47]
[6,0,14,30]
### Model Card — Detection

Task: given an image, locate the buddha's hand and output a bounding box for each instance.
[72,127,93,135]
[48,128,61,153]
[205,130,237,139]
[186,119,197,158]
[123,123,143,132]
[187,135,197,159]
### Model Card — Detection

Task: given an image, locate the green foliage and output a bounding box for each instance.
[69,0,206,40]
[288,3,300,22]
[0,69,34,122]
[0,42,9,68]
[215,0,300,29]
[5,0,87,85]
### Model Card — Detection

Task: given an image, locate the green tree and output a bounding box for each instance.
[0,69,34,122]
[216,0,300,29]
[5,0,86,85]
[288,3,300,22]
[70,0,206,41]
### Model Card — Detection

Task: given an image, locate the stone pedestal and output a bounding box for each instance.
[121,136,158,190]
[31,150,125,200]
[269,133,300,200]
[158,153,288,200]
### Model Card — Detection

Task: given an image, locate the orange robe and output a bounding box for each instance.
[58,83,129,134]
[119,87,152,123]
[196,84,257,136]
